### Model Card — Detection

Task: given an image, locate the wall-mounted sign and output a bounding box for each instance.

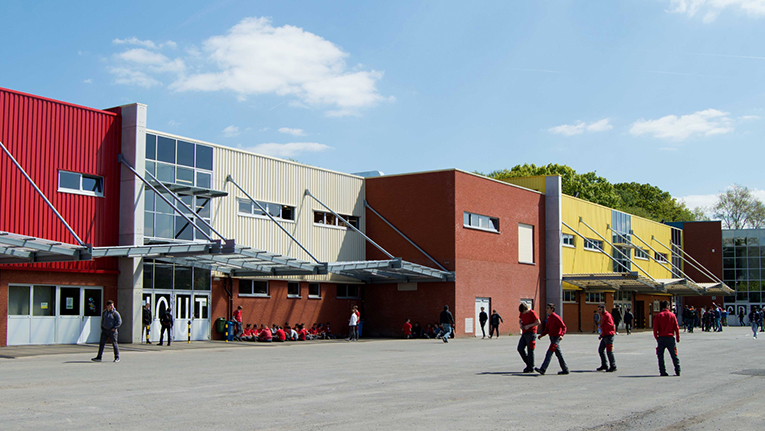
[66,297,74,309]
[41,302,49,309]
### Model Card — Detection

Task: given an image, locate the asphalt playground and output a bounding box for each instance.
[0,326,762,430]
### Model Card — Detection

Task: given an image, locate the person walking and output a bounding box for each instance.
[158,306,174,346]
[593,310,601,333]
[142,302,152,344]
[534,303,569,375]
[346,306,359,341]
[738,306,746,327]
[91,300,121,363]
[479,307,488,339]
[623,308,634,335]
[596,304,616,372]
[654,300,681,376]
[439,305,455,343]
[489,309,503,338]
[749,307,761,339]
[612,306,622,335]
[517,302,540,373]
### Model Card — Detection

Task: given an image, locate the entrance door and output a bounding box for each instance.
[475,298,490,337]
[635,301,645,329]
[31,285,56,345]
[175,294,191,342]
[7,285,31,345]
[154,292,171,341]
[192,294,210,340]
[56,287,81,344]
[80,289,102,344]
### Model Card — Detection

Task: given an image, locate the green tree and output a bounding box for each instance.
[713,184,765,229]
[613,182,696,222]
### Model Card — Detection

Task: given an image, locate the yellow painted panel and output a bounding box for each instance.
[499,176,547,193]
[630,217,675,280]
[561,195,613,274]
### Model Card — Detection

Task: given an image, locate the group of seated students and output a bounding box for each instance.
[402,320,450,339]
[238,322,334,342]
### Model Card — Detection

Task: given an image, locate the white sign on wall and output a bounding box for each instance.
[465,318,474,333]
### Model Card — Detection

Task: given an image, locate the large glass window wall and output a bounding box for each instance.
[722,229,765,309]
[144,133,214,241]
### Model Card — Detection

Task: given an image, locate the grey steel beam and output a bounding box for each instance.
[364,201,449,272]
[576,218,656,282]
[225,175,322,264]
[1,140,86,246]
[652,236,723,284]
[0,232,91,259]
[305,189,395,260]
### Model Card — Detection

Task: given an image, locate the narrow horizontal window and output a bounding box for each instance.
[635,248,649,260]
[463,211,500,233]
[313,211,359,229]
[583,238,603,251]
[58,171,103,197]
[238,199,295,221]
[562,234,575,247]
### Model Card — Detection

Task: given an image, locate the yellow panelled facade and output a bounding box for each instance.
[561,195,675,280]
[500,175,547,194]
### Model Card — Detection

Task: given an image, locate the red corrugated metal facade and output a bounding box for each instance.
[0,87,121,272]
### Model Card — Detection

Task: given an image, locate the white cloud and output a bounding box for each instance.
[740,115,760,121]
[278,127,307,136]
[113,37,177,50]
[109,66,162,88]
[83,79,92,84]
[222,125,240,137]
[548,118,612,136]
[246,142,332,158]
[680,188,765,213]
[169,17,389,116]
[629,109,734,141]
[668,0,765,23]
[116,48,185,73]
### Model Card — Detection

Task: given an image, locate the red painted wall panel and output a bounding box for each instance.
[0,87,121,272]
[677,221,723,311]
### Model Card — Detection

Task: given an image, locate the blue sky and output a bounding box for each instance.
[2,0,765,209]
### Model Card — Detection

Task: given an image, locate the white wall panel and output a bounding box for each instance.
[210,145,366,264]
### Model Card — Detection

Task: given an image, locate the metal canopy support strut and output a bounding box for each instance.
[305,189,395,260]
[225,175,322,264]
[364,201,449,272]
[576,217,656,282]
[651,236,723,284]
[0,140,86,247]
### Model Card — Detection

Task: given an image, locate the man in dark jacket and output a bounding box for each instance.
[439,305,455,343]
[92,300,122,363]
[479,307,488,339]
[159,306,174,346]
[489,309,503,338]
[142,303,152,344]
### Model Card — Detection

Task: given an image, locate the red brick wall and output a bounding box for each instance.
[210,278,362,339]
[680,221,723,311]
[364,170,546,337]
[562,300,580,332]
[0,269,118,346]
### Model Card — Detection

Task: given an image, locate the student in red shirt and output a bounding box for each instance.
[275,326,287,342]
[518,302,540,373]
[597,304,617,372]
[258,324,272,342]
[298,325,308,341]
[402,318,413,339]
[535,303,569,375]
[654,300,681,376]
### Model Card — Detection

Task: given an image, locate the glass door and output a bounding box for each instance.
[7,286,31,345]
[80,288,102,344]
[31,286,56,344]
[56,287,81,344]
[175,294,191,342]
[192,294,210,340]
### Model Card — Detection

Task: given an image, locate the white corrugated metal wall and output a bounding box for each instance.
[212,145,366,264]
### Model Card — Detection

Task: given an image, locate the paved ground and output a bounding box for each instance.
[1,327,763,431]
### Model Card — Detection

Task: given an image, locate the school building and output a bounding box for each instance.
[0,87,730,346]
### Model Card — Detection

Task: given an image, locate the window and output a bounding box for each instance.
[238,199,295,221]
[585,292,606,303]
[308,283,321,298]
[518,223,534,264]
[655,252,669,263]
[145,133,213,188]
[562,290,577,303]
[463,212,500,233]
[239,280,268,297]
[287,282,300,298]
[635,248,649,260]
[337,285,360,298]
[143,261,211,291]
[584,238,604,251]
[58,171,103,197]
[562,234,575,247]
[313,211,359,229]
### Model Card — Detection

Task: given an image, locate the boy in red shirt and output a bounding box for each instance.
[654,300,681,376]
[258,324,272,342]
[518,302,540,373]
[402,318,413,339]
[597,304,617,372]
[535,303,569,375]
[298,325,308,341]
[275,326,287,342]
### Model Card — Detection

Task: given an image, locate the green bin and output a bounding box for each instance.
[215,317,227,334]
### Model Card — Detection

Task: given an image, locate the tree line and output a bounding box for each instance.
[480,163,764,228]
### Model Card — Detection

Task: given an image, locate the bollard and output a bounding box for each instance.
[225,320,228,343]
[188,320,191,344]
[145,325,150,344]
